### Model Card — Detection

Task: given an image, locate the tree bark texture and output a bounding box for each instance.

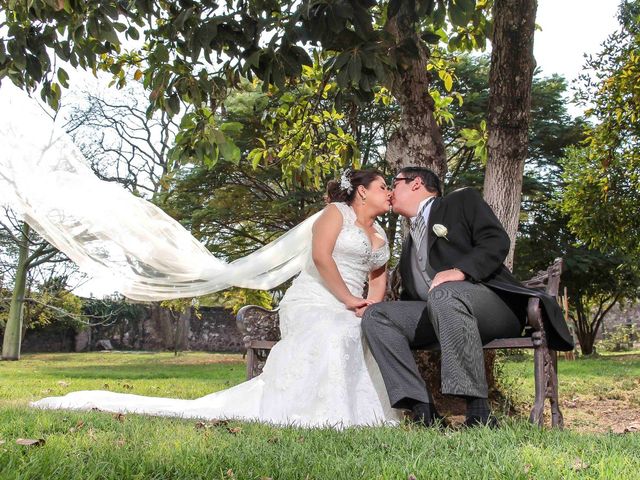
[384,11,447,178]
[1,223,30,360]
[484,0,537,269]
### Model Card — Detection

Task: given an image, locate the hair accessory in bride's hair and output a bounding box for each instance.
[339,168,353,194]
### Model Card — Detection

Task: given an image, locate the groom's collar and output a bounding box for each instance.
[410,196,437,224]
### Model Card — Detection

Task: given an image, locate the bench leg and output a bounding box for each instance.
[548,350,564,429]
[530,341,546,427]
[246,348,256,380]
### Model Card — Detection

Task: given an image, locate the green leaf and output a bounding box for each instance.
[440,71,453,91]
[100,23,120,45]
[421,32,441,45]
[154,44,169,63]
[166,94,180,116]
[348,53,362,84]
[126,27,140,41]
[175,7,195,30]
[25,55,42,80]
[220,122,244,134]
[57,67,69,88]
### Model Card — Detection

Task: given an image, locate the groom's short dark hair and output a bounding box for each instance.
[398,167,442,197]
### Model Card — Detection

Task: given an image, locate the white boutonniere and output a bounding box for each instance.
[432,224,449,240]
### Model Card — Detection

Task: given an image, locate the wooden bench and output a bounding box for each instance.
[236,257,566,428]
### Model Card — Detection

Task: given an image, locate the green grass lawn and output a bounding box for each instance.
[1,352,639,479]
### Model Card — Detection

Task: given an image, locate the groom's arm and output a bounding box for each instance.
[452,188,510,281]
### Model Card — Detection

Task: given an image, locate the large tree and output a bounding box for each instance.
[483,0,537,268]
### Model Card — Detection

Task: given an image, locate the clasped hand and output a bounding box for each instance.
[344,295,372,318]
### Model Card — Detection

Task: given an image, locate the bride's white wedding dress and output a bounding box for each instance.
[32,203,403,428]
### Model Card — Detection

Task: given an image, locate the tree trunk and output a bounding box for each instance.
[2,223,30,360]
[483,0,537,269]
[573,299,596,355]
[384,9,447,178]
[173,307,191,356]
[577,330,595,356]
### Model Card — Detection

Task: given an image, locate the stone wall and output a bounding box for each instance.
[21,325,76,353]
[599,303,640,342]
[13,305,244,353]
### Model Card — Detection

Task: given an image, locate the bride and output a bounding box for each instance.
[0,91,402,426]
[29,169,404,427]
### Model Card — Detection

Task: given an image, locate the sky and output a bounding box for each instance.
[0,0,625,298]
[533,0,620,115]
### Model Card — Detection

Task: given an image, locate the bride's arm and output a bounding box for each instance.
[366,265,387,303]
[312,205,370,310]
[355,266,387,317]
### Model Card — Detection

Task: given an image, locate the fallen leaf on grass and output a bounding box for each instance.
[0,440,5,445]
[227,427,242,435]
[103,384,110,389]
[195,419,230,430]
[624,422,640,433]
[523,464,532,474]
[260,477,273,480]
[225,469,235,478]
[69,420,85,433]
[16,438,45,447]
[41,389,52,395]
[297,436,305,444]
[408,474,418,480]
[571,458,589,471]
[87,428,97,441]
[267,437,279,444]
[57,381,70,387]
[113,413,126,422]
[122,384,134,390]
[115,438,126,447]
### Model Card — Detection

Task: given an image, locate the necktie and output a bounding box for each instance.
[410,198,434,251]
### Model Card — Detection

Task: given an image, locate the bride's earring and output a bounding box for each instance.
[360,195,366,205]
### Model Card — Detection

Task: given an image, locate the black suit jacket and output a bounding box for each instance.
[399,187,574,352]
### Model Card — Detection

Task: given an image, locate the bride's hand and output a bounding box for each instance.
[344,295,372,311]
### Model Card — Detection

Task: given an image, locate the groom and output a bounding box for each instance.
[362,167,574,427]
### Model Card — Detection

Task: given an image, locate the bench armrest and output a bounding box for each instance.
[236,305,281,349]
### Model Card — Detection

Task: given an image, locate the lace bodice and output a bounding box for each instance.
[281,202,390,306]
[330,202,390,277]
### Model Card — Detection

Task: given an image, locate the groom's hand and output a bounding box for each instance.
[429,268,466,291]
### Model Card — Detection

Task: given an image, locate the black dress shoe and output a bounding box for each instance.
[463,413,500,429]
[410,403,450,429]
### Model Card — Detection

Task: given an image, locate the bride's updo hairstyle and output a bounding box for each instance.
[326,169,383,205]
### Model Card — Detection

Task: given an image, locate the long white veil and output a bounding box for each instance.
[0,90,319,301]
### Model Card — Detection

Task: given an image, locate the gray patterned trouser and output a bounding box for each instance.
[362,281,522,408]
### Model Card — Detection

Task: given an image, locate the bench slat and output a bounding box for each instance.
[483,337,534,349]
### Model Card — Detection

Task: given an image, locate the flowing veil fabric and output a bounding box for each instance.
[0,90,319,301]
